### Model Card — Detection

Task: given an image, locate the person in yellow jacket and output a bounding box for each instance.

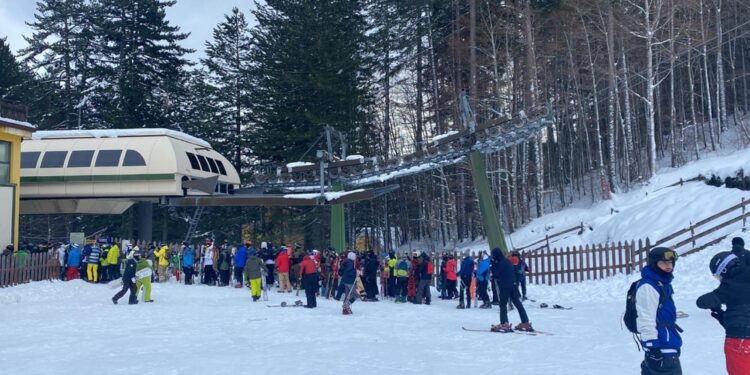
[107,243,121,280]
[153,245,170,282]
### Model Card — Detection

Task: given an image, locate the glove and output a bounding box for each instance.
[711,308,725,327]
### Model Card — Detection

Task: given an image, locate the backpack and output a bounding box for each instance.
[426,261,434,275]
[624,279,667,334]
[397,260,408,271]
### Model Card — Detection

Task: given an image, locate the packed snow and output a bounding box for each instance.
[2,145,748,374]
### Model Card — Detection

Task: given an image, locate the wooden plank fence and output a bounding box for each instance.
[0,251,59,288]
[525,197,750,286]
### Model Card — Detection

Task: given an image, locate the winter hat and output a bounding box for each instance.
[710,251,741,279]
[347,252,356,261]
[491,247,503,259]
[732,237,745,253]
[249,248,257,257]
[261,241,268,249]
[647,247,678,269]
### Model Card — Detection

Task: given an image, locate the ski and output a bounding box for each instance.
[266,300,303,308]
[538,303,573,310]
[461,327,552,336]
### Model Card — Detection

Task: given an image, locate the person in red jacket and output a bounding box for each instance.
[275,246,292,293]
[407,251,419,303]
[299,252,319,308]
[445,255,458,299]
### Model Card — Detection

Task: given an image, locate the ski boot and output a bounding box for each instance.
[145,300,154,303]
[514,322,534,332]
[479,302,492,309]
[235,284,243,288]
[490,323,513,333]
[342,305,353,315]
[456,302,465,309]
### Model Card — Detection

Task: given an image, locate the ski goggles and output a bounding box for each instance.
[659,250,678,262]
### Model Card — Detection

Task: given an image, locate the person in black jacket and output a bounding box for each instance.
[489,248,532,332]
[697,237,750,375]
[414,252,433,305]
[363,252,379,301]
[340,252,360,315]
[112,251,138,305]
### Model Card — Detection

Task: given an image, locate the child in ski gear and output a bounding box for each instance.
[134,251,154,303]
[457,251,474,309]
[489,248,531,333]
[299,252,319,308]
[234,242,248,288]
[65,244,81,281]
[276,247,292,292]
[476,252,491,308]
[112,251,138,305]
[414,252,433,305]
[86,244,101,283]
[636,247,682,375]
[510,251,530,300]
[696,237,750,375]
[244,248,266,301]
[340,252,360,314]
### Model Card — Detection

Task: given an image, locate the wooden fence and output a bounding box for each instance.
[526,197,750,285]
[0,251,59,288]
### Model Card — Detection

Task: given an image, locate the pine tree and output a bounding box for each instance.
[0,38,27,102]
[96,0,192,129]
[202,7,254,173]
[249,0,375,163]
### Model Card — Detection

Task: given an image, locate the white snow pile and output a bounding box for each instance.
[3,148,749,374]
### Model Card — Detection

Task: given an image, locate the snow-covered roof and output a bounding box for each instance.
[286,161,315,170]
[345,155,365,161]
[31,128,211,148]
[283,189,365,201]
[0,115,36,131]
[430,130,459,144]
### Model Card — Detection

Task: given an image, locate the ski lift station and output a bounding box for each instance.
[19,128,241,215]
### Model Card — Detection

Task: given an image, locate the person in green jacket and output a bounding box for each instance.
[100,246,111,283]
[134,250,154,303]
[14,246,29,283]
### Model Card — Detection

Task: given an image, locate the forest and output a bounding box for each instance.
[2,0,749,251]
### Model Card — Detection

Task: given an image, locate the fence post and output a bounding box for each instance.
[690,221,696,248]
[545,234,550,251]
[743,197,747,231]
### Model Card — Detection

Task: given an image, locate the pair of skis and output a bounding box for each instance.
[267,300,304,308]
[461,326,553,336]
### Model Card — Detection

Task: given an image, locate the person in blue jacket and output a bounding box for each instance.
[65,244,81,281]
[476,252,491,308]
[490,248,532,332]
[181,242,195,285]
[234,241,249,288]
[340,252,359,315]
[457,250,475,309]
[636,247,682,375]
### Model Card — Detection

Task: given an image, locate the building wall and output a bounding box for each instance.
[0,128,23,249]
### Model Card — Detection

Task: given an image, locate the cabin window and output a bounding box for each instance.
[215,160,227,175]
[206,157,219,174]
[67,150,95,168]
[186,152,200,170]
[95,150,122,167]
[123,150,146,166]
[196,154,210,172]
[20,152,41,169]
[40,151,68,168]
[0,141,9,184]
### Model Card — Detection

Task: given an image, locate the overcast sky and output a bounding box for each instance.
[0,0,258,62]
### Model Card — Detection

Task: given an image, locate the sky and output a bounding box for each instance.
[0,0,259,62]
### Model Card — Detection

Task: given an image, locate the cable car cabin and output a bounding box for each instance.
[19,129,240,214]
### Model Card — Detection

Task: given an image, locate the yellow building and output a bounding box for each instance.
[0,104,36,250]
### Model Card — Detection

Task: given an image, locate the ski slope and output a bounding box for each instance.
[3,146,749,374]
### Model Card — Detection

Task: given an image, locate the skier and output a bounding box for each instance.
[181,242,195,285]
[134,250,154,303]
[407,251,419,303]
[510,251,530,300]
[414,252,433,305]
[696,237,750,375]
[299,251,319,308]
[56,243,67,281]
[108,242,121,280]
[217,246,232,286]
[457,250,475,309]
[244,247,266,301]
[260,242,276,289]
[387,251,397,298]
[363,251,379,301]
[234,242,248,288]
[340,251,360,315]
[635,247,682,375]
[489,248,532,333]
[445,254,458,300]
[202,241,217,285]
[276,246,292,292]
[112,250,138,305]
[476,252,492,308]
[153,244,169,282]
[394,254,410,303]
[65,244,81,281]
[86,244,102,283]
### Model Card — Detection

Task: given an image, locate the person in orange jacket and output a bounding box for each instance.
[275,246,292,292]
[444,255,458,299]
[299,251,319,308]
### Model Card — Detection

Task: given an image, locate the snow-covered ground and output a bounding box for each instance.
[3,144,749,374]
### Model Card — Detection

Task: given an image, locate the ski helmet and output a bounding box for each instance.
[710,251,740,280]
[647,247,678,269]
